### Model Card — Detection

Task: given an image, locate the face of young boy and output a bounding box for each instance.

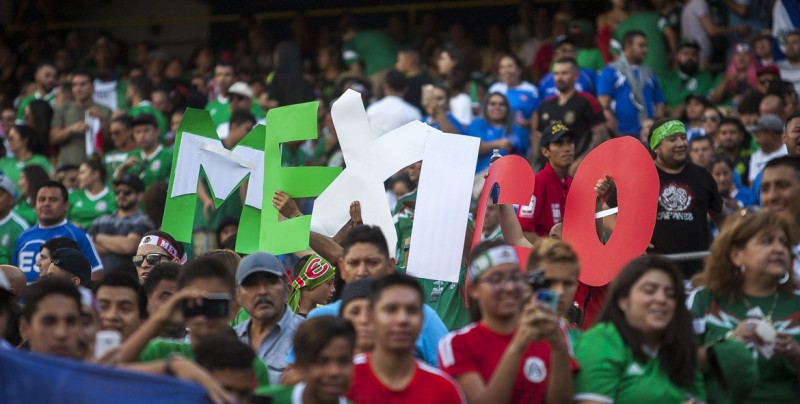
[301,336,355,401]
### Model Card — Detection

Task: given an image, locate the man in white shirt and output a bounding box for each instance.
[778,31,800,95]
[366,70,421,139]
[749,114,788,183]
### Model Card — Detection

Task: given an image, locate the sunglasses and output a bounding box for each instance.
[132,253,170,267]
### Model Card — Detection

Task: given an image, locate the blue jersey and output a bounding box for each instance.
[12,220,103,282]
[466,118,528,173]
[538,68,598,98]
[422,112,465,134]
[487,82,540,130]
[598,64,664,136]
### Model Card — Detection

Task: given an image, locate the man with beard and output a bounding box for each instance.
[17,62,57,120]
[87,174,155,274]
[661,40,719,112]
[606,119,725,279]
[537,58,606,168]
[233,252,304,384]
[777,31,800,95]
[598,31,665,138]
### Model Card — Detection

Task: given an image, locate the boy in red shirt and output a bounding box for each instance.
[346,273,465,403]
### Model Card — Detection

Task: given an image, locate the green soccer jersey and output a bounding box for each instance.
[139,338,270,388]
[574,322,705,404]
[255,383,351,404]
[661,71,720,108]
[68,187,117,228]
[0,155,53,185]
[17,90,56,120]
[124,146,173,188]
[13,198,36,226]
[0,211,29,264]
[688,287,800,403]
[205,98,231,128]
[399,264,471,331]
[103,149,136,185]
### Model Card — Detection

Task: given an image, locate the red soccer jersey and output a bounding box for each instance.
[437,322,579,403]
[346,353,466,404]
[516,162,572,236]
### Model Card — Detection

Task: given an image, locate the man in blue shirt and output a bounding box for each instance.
[280,225,448,384]
[12,181,102,283]
[597,30,665,137]
[538,37,597,98]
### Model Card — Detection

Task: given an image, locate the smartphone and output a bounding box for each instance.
[182,293,231,319]
[95,330,121,358]
[536,290,559,311]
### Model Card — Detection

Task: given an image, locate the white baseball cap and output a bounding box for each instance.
[228,82,253,98]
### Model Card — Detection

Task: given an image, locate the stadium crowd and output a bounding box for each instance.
[1,0,800,402]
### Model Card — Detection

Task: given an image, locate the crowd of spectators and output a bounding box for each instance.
[1,0,800,403]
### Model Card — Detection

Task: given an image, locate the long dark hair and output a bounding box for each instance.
[271,41,311,106]
[25,100,52,155]
[595,255,697,389]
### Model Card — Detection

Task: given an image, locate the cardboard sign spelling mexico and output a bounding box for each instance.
[163,89,657,285]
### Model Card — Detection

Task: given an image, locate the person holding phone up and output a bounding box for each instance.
[115,255,271,391]
[437,239,577,404]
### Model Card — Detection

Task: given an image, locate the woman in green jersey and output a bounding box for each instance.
[575,255,704,403]
[690,210,800,403]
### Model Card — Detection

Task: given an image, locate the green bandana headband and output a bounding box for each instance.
[469,245,519,282]
[650,120,686,150]
[287,254,336,313]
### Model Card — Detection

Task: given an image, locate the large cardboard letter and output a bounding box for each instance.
[471,155,536,248]
[311,90,438,257]
[163,108,266,253]
[562,137,658,286]
[406,133,480,282]
[260,102,342,254]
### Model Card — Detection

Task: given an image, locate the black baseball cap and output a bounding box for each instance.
[51,248,91,285]
[113,174,146,192]
[541,122,576,146]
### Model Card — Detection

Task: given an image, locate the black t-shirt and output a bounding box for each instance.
[404,71,435,114]
[607,162,723,277]
[537,91,605,156]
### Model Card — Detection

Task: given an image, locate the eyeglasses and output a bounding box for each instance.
[480,272,524,287]
[132,253,170,267]
[701,116,720,122]
[115,189,134,197]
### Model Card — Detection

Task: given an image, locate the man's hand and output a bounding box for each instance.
[70,121,89,134]
[349,200,363,226]
[511,298,562,351]
[273,190,302,218]
[594,174,612,198]
[151,288,206,326]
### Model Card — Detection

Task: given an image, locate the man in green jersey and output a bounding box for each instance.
[16,62,57,120]
[126,76,168,137]
[205,62,237,127]
[0,176,27,263]
[115,114,172,188]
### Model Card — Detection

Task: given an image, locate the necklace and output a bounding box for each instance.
[742,293,780,323]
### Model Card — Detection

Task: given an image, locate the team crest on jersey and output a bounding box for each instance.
[1,234,8,246]
[96,201,107,212]
[150,160,161,172]
[523,357,547,383]
[564,111,575,125]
